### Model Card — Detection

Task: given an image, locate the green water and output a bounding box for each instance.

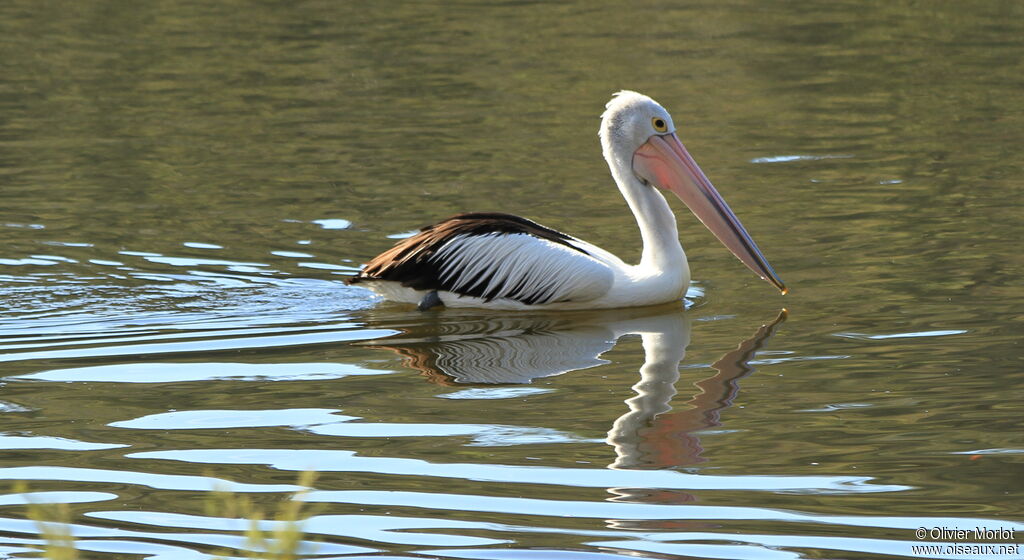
[1,1,1021,558]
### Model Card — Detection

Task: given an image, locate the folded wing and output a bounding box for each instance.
[350,213,614,305]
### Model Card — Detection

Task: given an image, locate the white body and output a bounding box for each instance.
[361,180,689,310]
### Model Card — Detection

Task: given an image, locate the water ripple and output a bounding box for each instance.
[1,326,396,364]
[127,449,911,494]
[0,467,300,493]
[16,362,390,383]
[0,434,126,451]
[91,510,508,547]
[303,489,1022,533]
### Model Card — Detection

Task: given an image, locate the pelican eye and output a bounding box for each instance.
[652,117,668,133]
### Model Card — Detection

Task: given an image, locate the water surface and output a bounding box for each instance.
[1,1,1022,558]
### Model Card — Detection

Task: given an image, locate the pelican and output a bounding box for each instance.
[349,91,786,310]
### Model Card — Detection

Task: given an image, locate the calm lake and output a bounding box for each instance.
[1,1,1022,558]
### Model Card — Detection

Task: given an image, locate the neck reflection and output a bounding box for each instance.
[608,309,787,470]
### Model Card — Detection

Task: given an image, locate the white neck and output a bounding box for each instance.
[607,153,688,273]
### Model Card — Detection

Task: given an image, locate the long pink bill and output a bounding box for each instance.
[633,133,787,294]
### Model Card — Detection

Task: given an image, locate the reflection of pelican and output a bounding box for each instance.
[349,91,785,311]
[364,308,786,470]
[363,306,688,385]
[607,309,787,470]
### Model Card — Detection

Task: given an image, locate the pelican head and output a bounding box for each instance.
[599,91,786,294]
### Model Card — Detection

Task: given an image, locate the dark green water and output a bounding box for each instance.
[1,1,1021,558]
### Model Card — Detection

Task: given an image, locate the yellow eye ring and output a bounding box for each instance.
[652,117,668,133]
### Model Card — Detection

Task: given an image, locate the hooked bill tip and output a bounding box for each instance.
[760,275,787,295]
